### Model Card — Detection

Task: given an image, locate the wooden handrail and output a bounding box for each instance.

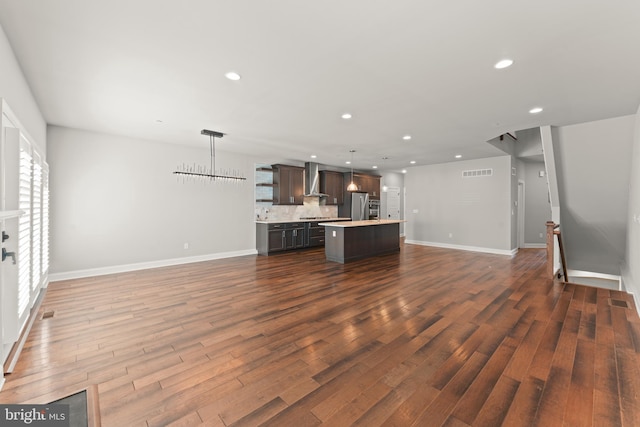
[546,221,568,281]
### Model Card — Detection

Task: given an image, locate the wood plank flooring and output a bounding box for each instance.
[1,244,639,426]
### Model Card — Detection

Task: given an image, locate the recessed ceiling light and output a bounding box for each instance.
[345,160,351,165]
[455,154,462,159]
[402,169,407,174]
[494,59,514,69]
[410,160,416,164]
[310,154,317,159]
[341,113,352,119]
[155,119,163,123]
[403,135,412,140]
[529,107,543,114]
[225,71,241,81]
[372,165,378,169]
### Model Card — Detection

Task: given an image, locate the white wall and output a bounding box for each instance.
[47,126,258,278]
[553,115,635,275]
[515,127,544,159]
[624,105,640,306]
[0,24,46,153]
[524,161,551,245]
[404,156,513,254]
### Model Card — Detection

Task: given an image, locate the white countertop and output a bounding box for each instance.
[256,217,351,224]
[318,219,406,227]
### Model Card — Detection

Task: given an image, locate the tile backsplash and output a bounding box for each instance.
[256,198,339,221]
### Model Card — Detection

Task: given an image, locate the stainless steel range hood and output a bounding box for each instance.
[304,162,328,197]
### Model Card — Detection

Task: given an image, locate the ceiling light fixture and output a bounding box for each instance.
[494,59,514,69]
[225,71,241,81]
[410,160,416,164]
[529,107,543,114]
[341,113,352,120]
[347,150,358,192]
[455,154,462,159]
[173,129,246,183]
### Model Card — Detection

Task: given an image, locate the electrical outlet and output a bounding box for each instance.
[449,233,453,238]
[539,233,543,238]
[332,230,336,237]
[184,243,189,249]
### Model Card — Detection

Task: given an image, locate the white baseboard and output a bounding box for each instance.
[523,243,546,249]
[620,268,639,310]
[404,240,518,257]
[629,291,640,312]
[49,249,258,282]
[566,269,622,291]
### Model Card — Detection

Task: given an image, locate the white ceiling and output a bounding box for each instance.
[1,0,639,171]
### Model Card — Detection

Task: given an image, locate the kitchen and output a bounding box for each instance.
[255,161,404,261]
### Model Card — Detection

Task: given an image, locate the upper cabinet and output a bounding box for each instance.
[319,171,344,205]
[272,164,304,205]
[368,175,381,199]
[345,173,381,200]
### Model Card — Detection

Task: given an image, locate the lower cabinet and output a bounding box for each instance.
[267,228,286,252]
[288,226,305,249]
[256,219,351,255]
[307,221,325,247]
[257,222,305,255]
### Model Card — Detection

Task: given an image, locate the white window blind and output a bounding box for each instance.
[41,164,50,276]
[17,135,32,319]
[31,151,42,292]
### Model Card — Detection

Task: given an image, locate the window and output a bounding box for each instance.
[0,110,49,348]
[17,134,32,319]
[31,151,42,293]
[41,164,49,277]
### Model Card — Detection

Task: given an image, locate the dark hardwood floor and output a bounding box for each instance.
[1,244,639,426]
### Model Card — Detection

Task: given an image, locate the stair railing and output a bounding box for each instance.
[546,221,568,281]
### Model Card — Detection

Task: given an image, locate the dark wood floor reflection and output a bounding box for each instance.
[1,245,639,426]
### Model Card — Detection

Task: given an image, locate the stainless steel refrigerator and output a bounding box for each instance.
[350,192,370,221]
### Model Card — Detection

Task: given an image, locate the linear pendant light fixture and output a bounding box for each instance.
[347,149,358,192]
[173,129,246,183]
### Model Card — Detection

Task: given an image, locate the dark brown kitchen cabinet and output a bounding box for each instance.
[272,164,304,205]
[368,175,381,199]
[288,225,305,248]
[344,173,381,200]
[266,226,286,252]
[306,221,326,247]
[257,222,305,255]
[319,170,344,205]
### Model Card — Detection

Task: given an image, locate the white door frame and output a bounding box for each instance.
[517,180,525,248]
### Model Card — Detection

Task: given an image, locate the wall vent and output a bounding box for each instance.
[462,168,493,178]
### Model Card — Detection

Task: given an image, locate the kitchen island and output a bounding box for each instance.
[318,219,406,263]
